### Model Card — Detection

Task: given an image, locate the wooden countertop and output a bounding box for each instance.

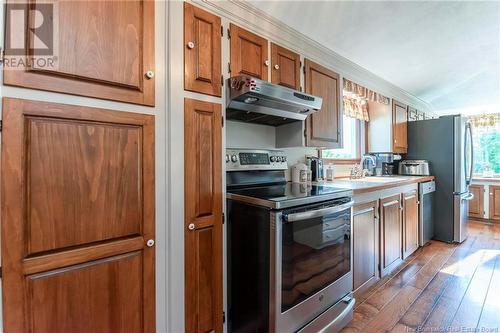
[472,177,500,183]
[316,175,435,194]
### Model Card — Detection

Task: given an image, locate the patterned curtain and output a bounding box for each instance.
[343,79,390,122]
[343,96,369,121]
[468,113,500,129]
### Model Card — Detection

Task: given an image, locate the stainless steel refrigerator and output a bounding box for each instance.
[407,115,473,243]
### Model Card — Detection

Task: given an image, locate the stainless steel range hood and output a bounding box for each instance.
[226,75,322,127]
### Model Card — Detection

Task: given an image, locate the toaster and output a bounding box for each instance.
[398,160,430,176]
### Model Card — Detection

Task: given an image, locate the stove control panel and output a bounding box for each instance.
[226,148,288,171]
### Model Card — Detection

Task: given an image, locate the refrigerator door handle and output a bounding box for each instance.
[467,123,474,185]
[463,192,474,201]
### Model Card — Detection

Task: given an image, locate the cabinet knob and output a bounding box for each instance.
[145,70,155,79]
[188,223,196,231]
[264,60,269,66]
[146,239,155,247]
[187,41,195,49]
[274,64,280,70]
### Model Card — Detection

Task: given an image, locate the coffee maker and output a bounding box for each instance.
[370,153,399,176]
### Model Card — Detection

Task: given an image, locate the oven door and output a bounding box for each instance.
[270,199,354,333]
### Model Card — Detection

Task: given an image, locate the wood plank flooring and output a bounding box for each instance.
[342,221,500,333]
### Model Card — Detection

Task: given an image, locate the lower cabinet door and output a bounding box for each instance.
[403,190,419,259]
[184,98,223,333]
[468,185,484,218]
[1,98,155,333]
[380,194,403,277]
[353,200,380,292]
[490,185,500,221]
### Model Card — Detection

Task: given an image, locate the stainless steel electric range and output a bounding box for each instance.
[226,148,355,333]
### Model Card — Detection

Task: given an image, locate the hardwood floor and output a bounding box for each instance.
[342,221,500,333]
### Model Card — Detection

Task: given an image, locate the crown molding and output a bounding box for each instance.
[193,0,433,112]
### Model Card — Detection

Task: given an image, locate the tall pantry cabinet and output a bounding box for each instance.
[1,1,157,332]
[1,99,156,333]
[183,4,224,333]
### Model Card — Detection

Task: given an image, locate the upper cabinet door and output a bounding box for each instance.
[184,3,221,97]
[271,43,300,90]
[304,59,342,148]
[4,0,155,106]
[393,100,408,153]
[230,24,268,80]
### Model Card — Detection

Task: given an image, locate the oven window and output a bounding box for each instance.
[281,208,351,313]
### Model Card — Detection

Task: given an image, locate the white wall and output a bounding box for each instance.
[226,121,357,179]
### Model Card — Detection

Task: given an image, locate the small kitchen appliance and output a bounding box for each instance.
[399,160,430,176]
[370,153,397,176]
[382,162,395,175]
[226,148,355,333]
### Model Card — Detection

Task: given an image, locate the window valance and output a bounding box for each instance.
[343,79,390,122]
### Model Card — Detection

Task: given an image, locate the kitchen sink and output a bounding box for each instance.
[348,176,408,183]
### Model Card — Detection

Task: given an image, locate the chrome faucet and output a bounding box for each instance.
[350,155,376,179]
[360,155,376,171]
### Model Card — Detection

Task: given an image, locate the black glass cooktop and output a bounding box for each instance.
[227,182,352,209]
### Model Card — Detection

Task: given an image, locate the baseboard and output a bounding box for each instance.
[468,217,500,224]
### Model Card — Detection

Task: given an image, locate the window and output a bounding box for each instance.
[321,115,360,160]
[472,126,500,175]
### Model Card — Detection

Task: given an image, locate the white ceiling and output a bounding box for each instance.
[248,0,500,115]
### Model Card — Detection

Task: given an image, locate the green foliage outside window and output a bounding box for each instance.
[472,129,500,174]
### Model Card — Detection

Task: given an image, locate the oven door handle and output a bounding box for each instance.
[283,200,354,222]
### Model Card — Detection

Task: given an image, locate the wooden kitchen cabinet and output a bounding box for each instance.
[1,98,155,333]
[304,59,342,148]
[271,43,301,90]
[184,3,222,96]
[230,24,268,80]
[392,100,408,153]
[380,194,403,277]
[468,185,485,218]
[4,0,155,106]
[184,98,223,333]
[353,200,380,293]
[402,190,419,259]
[489,185,500,221]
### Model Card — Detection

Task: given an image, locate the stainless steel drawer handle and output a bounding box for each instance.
[187,41,195,49]
[188,223,196,231]
[283,200,354,222]
[146,239,155,247]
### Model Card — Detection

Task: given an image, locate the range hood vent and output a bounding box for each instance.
[226,75,322,127]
